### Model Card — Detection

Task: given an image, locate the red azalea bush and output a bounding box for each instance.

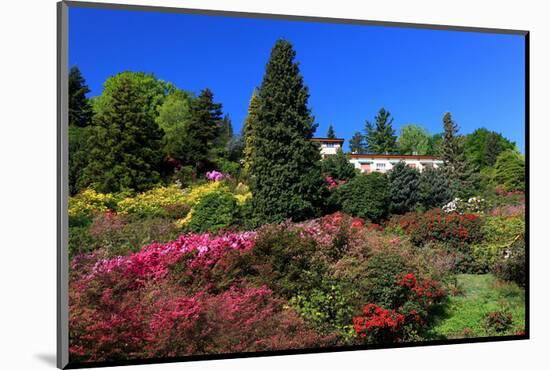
[484,310,513,332]
[352,304,405,343]
[408,209,483,249]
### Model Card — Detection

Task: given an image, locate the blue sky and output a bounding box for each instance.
[69,7,526,152]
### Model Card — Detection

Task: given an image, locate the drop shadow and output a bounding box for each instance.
[35,353,57,367]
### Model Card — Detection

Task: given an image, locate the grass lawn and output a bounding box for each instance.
[430,274,525,339]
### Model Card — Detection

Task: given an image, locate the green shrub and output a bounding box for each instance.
[68,226,94,259]
[290,280,357,340]
[470,215,525,273]
[187,191,238,233]
[493,235,526,287]
[363,251,410,309]
[247,224,324,298]
[339,172,389,222]
[321,149,356,181]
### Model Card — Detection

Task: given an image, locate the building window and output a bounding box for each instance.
[408,163,416,169]
[325,143,335,148]
[376,163,386,170]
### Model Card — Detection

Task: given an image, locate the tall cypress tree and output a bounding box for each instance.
[183,88,223,172]
[68,65,93,127]
[365,108,398,154]
[350,131,366,154]
[327,124,336,139]
[80,72,164,193]
[242,90,260,176]
[250,39,325,223]
[388,161,419,214]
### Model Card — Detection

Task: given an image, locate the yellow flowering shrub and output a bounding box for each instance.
[69,189,115,219]
[235,192,252,205]
[117,185,189,218]
[182,181,225,206]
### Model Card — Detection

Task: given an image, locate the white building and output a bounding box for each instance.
[349,154,443,174]
[311,137,345,158]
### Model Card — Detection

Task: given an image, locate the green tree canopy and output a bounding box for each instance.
[80,72,166,193]
[250,39,325,223]
[397,124,431,155]
[68,65,93,127]
[494,150,525,191]
[388,161,420,214]
[155,89,194,161]
[365,108,398,154]
[464,128,516,169]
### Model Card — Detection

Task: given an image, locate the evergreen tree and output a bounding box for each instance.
[327,124,336,139]
[349,131,366,154]
[417,167,453,209]
[483,132,503,167]
[365,108,398,154]
[68,126,92,195]
[464,128,515,169]
[388,162,420,214]
[80,72,165,193]
[243,90,260,176]
[250,39,325,223]
[440,112,476,197]
[321,149,356,181]
[68,65,93,127]
[182,88,223,172]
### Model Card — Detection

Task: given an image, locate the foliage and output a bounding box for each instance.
[250,39,325,223]
[397,124,431,155]
[494,150,525,192]
[187,191,239,233]
[69,126,92,195]
[442,197,485,215]
[365,108,398,154]
[117,185,189,219]
[492,235,526,287]
[349,131,366,154]
[388,161,419,214]
[362,251,410,309]
[242,90,259,176]
[179,88,224,172]
[408,209,483,250]
[326,124,336,139]
[79,72,166,193]
[484,309,513,333]
[417,167,454,210]
[68,65,93,127]
[155,89,194,162]
[440,112,477,197]
[339,172,389,222]
[353,304,405,343]
[69,189,117,224]
[464,128,515,169]
[321,149,356,181]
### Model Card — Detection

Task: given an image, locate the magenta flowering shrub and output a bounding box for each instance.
[206,170,228,182]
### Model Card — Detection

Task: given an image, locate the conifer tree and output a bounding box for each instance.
[80,72,164,193]
[388,161,419,214]
[242,90,260,175]
[327,124,336,139]
[417,167,453,209]
[349,131,366,154]
[440,112,476,197]
[68,65,93,127]
[365,108,398,154]
[250,39,325,223]
[182,88,223,172]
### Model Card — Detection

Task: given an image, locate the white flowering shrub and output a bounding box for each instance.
[442,196,485,214]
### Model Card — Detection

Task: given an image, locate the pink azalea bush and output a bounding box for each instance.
[206,170,228,182]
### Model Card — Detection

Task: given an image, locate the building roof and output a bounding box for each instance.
[349,153,441,160]
[311,137,345,143]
